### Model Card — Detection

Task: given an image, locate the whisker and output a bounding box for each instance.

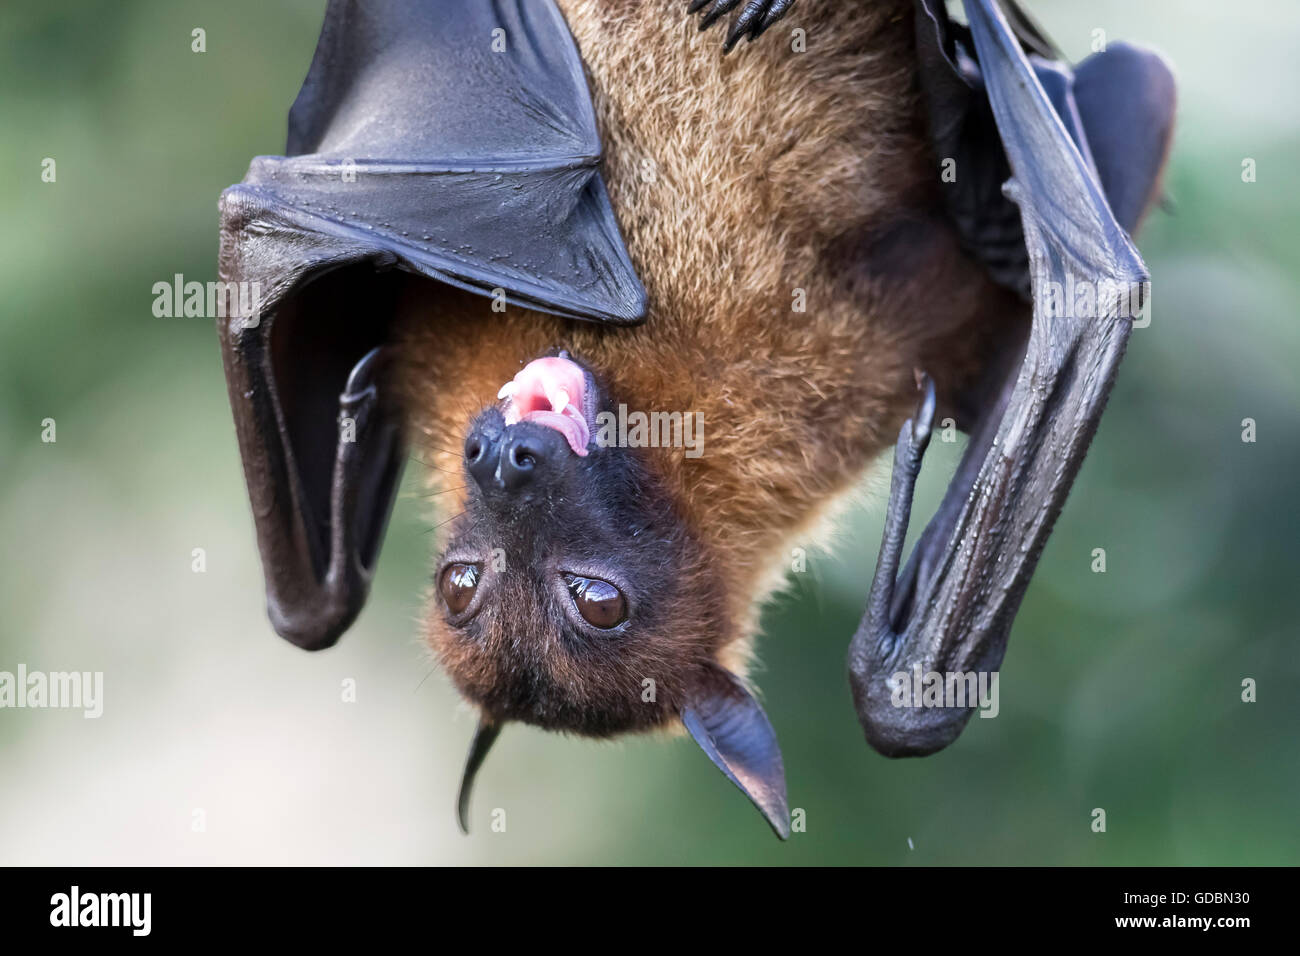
[410,454,463,477]
[418,443,469,459]
[418,485,469,498]
[427,510,466,533]
[413,667,437,695]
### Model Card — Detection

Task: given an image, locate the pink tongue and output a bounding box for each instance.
[500,357,590,456]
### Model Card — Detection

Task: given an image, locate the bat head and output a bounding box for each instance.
[430,352,790,837]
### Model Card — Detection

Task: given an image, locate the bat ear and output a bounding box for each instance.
[456,717,503,834]
[681,666,790,840]
[1071,42,1177,235]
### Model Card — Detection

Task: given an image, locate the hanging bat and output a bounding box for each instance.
[216,0,1175,839]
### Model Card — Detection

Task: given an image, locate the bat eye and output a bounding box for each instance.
[440,563,481,616]
[565,574,628,629]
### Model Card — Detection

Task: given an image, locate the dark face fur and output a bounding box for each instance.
[429,353,725,737]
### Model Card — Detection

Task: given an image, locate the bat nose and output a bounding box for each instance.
[498,433,548,491]
[465,422,567,494]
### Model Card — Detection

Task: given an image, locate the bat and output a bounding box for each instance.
[217,0,1175,839]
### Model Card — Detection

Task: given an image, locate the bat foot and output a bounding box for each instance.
[686,0,796,52]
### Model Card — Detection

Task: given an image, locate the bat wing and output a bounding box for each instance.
[848,0,1174,754]
[218,0,646,650]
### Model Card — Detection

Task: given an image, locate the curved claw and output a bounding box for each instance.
[723,1,772,50]
[910,372,937,449]
[687,0,796,52]
[692,0,740,30]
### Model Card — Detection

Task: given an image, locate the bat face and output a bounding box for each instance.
[429,354,725,737]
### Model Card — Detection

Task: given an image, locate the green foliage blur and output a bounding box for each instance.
[1,1,1296,864]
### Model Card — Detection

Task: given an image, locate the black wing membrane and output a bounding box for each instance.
[848,0,1174,754]
[218,0,646,650]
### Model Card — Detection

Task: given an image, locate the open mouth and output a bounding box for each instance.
[496,354,597,456]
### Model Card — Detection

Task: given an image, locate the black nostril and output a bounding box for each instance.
[465,429,501,492]
[499,434,550,491]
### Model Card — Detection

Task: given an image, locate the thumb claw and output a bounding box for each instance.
[911,371,937,448]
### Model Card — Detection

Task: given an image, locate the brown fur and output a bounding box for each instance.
[394,0,1013,715]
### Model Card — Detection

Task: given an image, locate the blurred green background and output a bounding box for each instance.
[1,0,1296,865]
